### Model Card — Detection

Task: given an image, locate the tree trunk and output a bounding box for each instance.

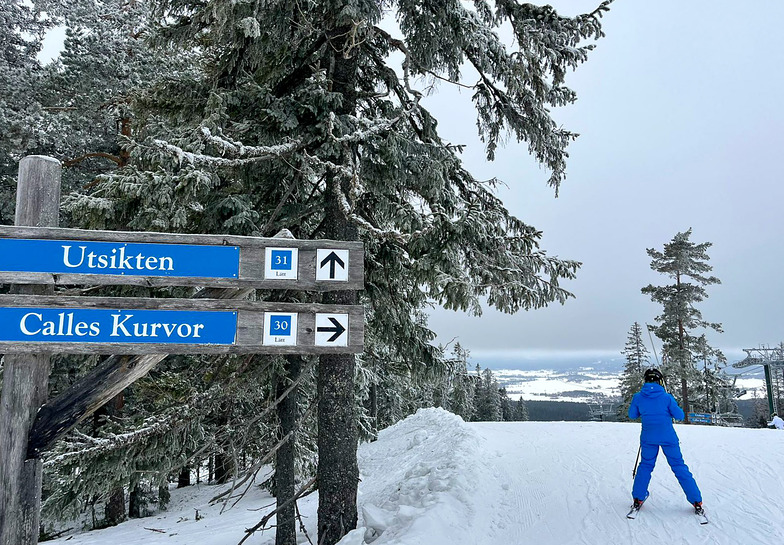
[105,488,126,526]
[0,156,61,545]
[317,169,360,545]
[214,452,234,485]
[316,39,360,540]
[177,467,191,488]
[317,349,358,545]
[676,273,690,423]
[128,484,142,519]
[369,383,378,440]
[94,393,126,526]
[275,355,302,545]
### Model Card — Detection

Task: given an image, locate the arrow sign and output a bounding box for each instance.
[317,317,345,342]
[315,313,348,346]
[316,249,349,281]
[320,252,344,278]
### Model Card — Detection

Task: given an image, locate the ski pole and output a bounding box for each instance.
[632,444,642,479]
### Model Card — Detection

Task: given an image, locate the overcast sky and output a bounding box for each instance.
[38,2,783,365]
[424,0,784,363]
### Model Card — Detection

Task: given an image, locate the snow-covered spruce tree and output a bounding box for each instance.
[0,0,183,227]
[617,322,650,420]
[474,366,502,421]
[34,0,179,189]
[499,387,513,421]
[512,396,529,421]
[447,343,475,421]
[751,389,770,428]
[642,229,722,422]
[19,0,293,529]
[64,1,612,542]
[0,0,53,224]
[691,335,735,414]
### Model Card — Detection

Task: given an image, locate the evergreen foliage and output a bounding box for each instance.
[642,229,722,419]
[474,366,502,421]
[447,356,476,422]
[4,0,612,537]
[617,322,650,420]
[0,0,52,223]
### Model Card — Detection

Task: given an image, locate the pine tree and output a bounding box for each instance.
[751,388,770,428]
[617,322,650,420]
[642,229,722,422]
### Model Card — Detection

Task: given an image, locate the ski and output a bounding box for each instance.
[626,504,642,519]
[694,506,709,525]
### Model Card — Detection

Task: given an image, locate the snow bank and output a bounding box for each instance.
[339,408,495,545]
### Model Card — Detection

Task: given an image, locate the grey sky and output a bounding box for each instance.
[37,2,783,363]
[425,0,784,362]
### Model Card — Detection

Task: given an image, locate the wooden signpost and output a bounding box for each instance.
[0,156,365,545]
[0,294,363,354]
[0,225,363,291]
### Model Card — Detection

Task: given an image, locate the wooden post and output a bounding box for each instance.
[0,156,61,545]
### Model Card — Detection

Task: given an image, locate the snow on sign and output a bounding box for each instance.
[263,312,298,346]
[316,249,349,281]
[264,247,298,280]
[315,313,349,347]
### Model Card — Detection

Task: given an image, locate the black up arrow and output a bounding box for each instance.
[320,251,345,279]
[317,317,346,342]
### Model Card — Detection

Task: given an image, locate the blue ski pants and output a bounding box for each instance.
[632,442,702,504]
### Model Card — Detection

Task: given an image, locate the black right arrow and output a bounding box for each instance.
[320,251,345,279]
[317,317,346,342]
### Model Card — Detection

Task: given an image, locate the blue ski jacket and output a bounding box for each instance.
[628,382,684,445]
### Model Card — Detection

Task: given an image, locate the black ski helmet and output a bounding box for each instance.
[644,368,664,384]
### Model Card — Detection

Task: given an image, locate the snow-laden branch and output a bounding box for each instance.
[43,414,179,468]
[197,126,303,158]
[149,133,304,167]
[328,100,418,145]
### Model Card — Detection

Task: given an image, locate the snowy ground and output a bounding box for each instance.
[495,368,622,402]
[50,408,784,545]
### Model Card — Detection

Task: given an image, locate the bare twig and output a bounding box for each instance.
[210,398,317,506]
[63,152,123,167]
[237,476,317,545]
[296,499,315,545]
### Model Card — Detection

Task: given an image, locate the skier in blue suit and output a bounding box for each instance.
[629,368,703,514]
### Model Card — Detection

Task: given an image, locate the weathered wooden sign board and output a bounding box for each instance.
[0,295,363,355]
[0,156,367,545]
[0,225,363,290]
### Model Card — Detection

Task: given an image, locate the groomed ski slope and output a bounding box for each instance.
[51,408,784,545]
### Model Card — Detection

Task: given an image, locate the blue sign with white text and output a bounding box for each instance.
[0,307,238,345]
[268,314,293,336]
[0,239,239,278]
[269,249,293,271]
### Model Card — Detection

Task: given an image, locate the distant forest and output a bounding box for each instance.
[526,401,592,421]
